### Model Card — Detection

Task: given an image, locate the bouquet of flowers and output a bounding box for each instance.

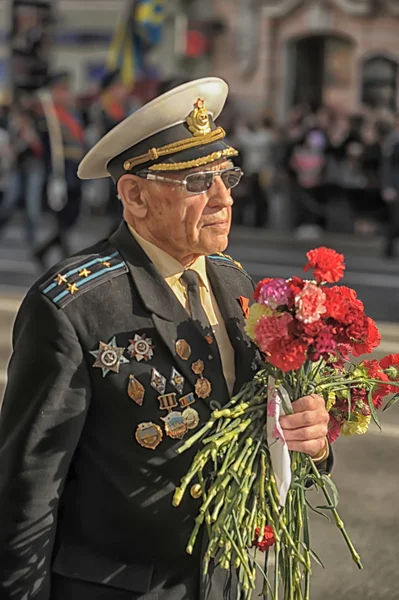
[173,247,399,600]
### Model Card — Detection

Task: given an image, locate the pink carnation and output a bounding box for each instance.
[257,278,293,309]
[295,283,327,324]
[254,313,293,353]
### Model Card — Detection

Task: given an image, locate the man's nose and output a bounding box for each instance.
[207,175,234,206]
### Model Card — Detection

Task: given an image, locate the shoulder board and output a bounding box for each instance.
[39,248,128,309]
[208,252,244,271]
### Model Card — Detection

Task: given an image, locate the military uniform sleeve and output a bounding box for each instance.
[0,290,91,600]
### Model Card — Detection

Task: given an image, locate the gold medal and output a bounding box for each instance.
[191,359,205,375]
[135,422,162,450]
[195,377,212,400]
[176,339,192,361]
[128,375,145,406]
[182,407,200,430]
[161,411,188,439]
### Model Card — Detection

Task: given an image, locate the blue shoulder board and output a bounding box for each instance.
[39,248,128,309]
[208,252,246,272]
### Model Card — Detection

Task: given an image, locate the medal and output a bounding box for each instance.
[170,367,185,395]
[158,392,178,412]
[90,337,128,377]
[205,335,213,345]
[191,359,205,375]
[128,333,154,362]
[195,377,212,399]
[176,339,192,361]
[128,375,145,405]
[161,411,188,440]
[179,392,196,408]
[191,359,212,399]
[150,368,167,394]
[182,407,200,430]
[135,422,162,450]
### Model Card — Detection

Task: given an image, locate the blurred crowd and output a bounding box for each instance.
[229,103,399,257]
[1,71,399,269]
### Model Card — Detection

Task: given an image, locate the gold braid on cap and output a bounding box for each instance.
[123,99,225,171]
[147,147,239,171]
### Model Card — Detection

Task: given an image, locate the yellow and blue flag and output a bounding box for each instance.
[107,0,166,87]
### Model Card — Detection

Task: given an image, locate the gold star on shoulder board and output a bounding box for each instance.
[79,268,91,278]
[103,261,111,268]
[55,273,68,285]
[67,283,79,295]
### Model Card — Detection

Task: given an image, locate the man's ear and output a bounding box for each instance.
[117,174,148,218]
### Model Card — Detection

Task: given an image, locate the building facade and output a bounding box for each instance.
[212,0,399,120]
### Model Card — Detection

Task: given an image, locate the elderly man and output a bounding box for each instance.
[0,78,331,600]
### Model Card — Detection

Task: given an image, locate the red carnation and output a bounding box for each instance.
[308,325,338,362]
[323,287,348,322]
[338,286,364,311]
[287,276,306,298]
[380,353,399,370]
[362,359,391,406]
[253,525,275,552]
[253,278,273,302]
[351,317,381,357]
[327,414,341,443]
[304,247,345,284]
[268,336,309,372]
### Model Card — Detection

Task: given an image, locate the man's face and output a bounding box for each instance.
[126,160,235,262]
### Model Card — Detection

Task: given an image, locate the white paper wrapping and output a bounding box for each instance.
[266,376,292,507]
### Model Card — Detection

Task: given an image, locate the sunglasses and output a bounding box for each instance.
[138,166,244,194]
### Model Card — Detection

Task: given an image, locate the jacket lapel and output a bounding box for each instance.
[110,223,200,387]
[206,258,257,394]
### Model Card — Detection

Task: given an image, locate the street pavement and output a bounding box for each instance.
[0,219,399,598]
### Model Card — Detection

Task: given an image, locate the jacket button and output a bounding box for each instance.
[190,484,202,499]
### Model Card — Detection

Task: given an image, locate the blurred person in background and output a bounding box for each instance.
[35,71,86,266]
[289,129,326,239]
[381,112,399,258]
[0,107,11,205]
[87,69,132,233]
[0,98,45,249]
[352,120,386,234]
[233,115,276,227]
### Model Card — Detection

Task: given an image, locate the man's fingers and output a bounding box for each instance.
[279,409,329,430]
[283,424,328,442]
[293,394,324,413]
[286,437,326,456]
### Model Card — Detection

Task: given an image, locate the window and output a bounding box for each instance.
[361,55,398,110]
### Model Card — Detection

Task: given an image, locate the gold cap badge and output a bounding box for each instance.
[186,98,212,137]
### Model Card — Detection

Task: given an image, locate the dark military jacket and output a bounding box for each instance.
[0,222,260,600]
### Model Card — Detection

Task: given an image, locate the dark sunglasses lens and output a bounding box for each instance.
[185,172,213,193]
[221,168,242,189]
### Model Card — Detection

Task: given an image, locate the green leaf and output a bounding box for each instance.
[347,385,352,421]
[309,547,326,569]
[305,498,331,522]
[383,393,399,412]
[321,474,339,508]
[367,388,382,431]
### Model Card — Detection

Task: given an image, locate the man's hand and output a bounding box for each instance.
[279,394,329,457]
